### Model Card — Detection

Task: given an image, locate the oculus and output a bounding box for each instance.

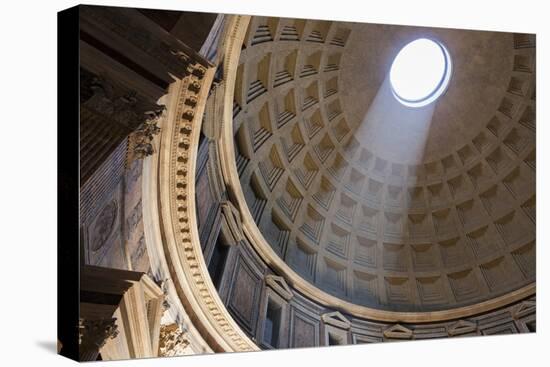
[389,38,452,107]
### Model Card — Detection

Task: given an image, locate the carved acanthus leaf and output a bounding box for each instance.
[159,323,190,357]
[78,317,119,350]
[127,106,165,163]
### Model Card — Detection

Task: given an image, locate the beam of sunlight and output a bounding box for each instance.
[352,76,436,166]
[345,75,437,251]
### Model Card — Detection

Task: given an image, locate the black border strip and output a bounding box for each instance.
[57,4,80,361]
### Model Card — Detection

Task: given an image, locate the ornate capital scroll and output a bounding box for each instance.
[79,317,119,360]
[127,108,164,164]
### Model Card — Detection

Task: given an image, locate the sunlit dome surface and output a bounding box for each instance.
[234,20,536,312]
[390,38,452,107]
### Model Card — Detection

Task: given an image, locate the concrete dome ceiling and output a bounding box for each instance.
[232,16,536,312]
[341,24,519,164]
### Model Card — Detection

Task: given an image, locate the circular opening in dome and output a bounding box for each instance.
[390,38,452,108]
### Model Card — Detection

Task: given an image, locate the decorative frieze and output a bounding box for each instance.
[80,6,206,77]
[89,200,118,252]
[82,73,157,130]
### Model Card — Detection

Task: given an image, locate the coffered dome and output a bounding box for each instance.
[232,17,536,312]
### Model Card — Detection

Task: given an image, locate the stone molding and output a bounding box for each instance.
[145,15,258,353]
[79,265,164,360]
[321,311,351,330]
[383,324,413,339]
[265,274,294,301]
